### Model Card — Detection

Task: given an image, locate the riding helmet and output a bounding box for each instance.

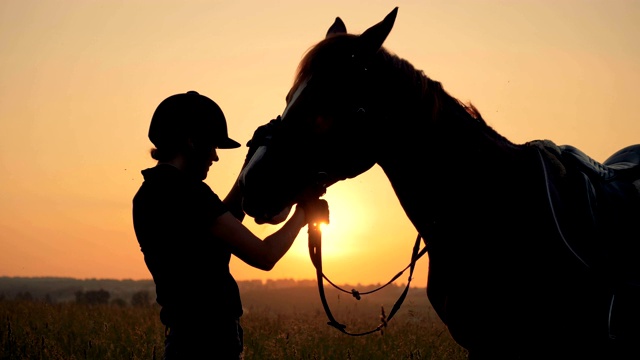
[148,90,241,150]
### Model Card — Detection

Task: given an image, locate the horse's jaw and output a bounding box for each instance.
[250,205,293,225]
[240,187,295,225]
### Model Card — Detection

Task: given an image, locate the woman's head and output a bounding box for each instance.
[148,90,240,161]
[147,91,241,179]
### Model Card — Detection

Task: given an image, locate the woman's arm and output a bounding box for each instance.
[210,205,307,271]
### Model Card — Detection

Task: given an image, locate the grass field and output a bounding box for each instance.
[0,286,468,359]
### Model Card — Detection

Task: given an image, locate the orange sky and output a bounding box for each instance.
[1,1,639,288]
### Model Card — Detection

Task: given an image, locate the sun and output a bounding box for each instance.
[289,183,372,261]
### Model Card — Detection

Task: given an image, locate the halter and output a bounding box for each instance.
[305,193,428,336]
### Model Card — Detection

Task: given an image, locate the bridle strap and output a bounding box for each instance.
[308,221,427,336]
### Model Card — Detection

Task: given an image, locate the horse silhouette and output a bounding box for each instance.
[238,7,640,359]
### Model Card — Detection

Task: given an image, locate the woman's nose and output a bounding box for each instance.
[210,148,219,162]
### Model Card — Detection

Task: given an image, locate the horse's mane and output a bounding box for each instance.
[292,34,512,146]
[378,49,515,148]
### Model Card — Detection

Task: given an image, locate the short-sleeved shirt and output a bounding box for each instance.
[132,164,243,327]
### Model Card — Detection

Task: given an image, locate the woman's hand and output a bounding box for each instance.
[300,198,329,225]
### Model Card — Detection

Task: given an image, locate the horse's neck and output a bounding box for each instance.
[377,103,528,237]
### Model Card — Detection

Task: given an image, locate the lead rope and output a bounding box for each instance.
[307,201,427,336]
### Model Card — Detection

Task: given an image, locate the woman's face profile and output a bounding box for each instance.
[185,143,219,181]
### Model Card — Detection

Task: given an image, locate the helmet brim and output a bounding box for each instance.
[217,137,242,149]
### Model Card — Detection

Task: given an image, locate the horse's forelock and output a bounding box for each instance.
[291,35,359,92]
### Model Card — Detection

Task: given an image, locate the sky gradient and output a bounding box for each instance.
[1,0,639,287]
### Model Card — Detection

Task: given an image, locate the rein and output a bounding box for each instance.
[307,201,428,336]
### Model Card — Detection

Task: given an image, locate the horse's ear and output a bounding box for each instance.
[357,7,398,55]
[326,17,347,37]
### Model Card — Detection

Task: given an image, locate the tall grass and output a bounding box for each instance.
[241,303,467,359]
[0,289,467,360]
[0,300,163,360]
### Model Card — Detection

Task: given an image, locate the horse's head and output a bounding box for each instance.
[239,8,399,224]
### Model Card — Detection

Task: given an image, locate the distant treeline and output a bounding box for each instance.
[0,277,422,307]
